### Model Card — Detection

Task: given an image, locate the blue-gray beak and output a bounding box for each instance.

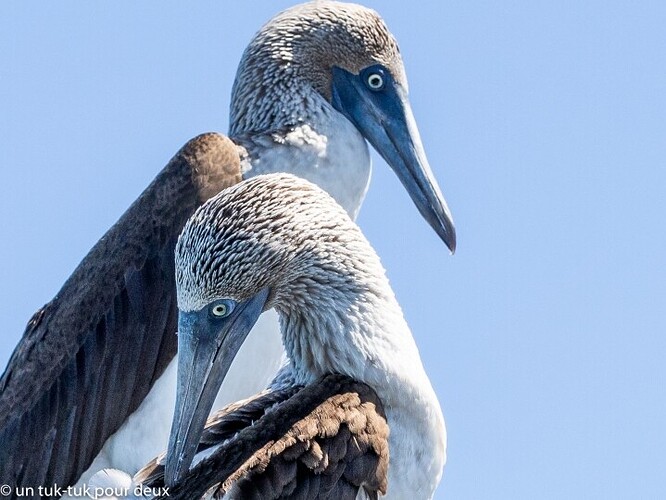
[165,288,270,486]
[331,65,456,253]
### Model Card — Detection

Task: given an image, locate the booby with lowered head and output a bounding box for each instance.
[0,1,454,493]
[100,173,445,498]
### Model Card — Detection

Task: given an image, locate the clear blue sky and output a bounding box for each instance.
[1,1,665,498]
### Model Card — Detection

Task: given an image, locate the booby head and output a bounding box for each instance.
[166,173,443,488]
[230,1,456,252]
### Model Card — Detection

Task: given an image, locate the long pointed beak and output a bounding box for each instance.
[165,288,269,486]
[331,67,456,253]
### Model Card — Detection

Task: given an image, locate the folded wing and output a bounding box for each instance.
[139,374,389,500]
[0,133,241,495]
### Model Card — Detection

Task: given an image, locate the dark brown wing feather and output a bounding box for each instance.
[135,386,303,488]
[140,374,389,500]
[0,133,241,497]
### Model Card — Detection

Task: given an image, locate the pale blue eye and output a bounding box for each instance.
[366,73,384,90]
[209,300,235,318]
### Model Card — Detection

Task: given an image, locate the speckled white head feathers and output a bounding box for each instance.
[175,173,387,316]
[229,1,405,135]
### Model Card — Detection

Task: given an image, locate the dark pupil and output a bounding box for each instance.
[370,75,381,87]
[215,305,225,314]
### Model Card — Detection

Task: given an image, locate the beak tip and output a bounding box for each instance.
[446,228,457,255]
[164,462,176,487]
[434,215,456,255]
[165,457,185,488]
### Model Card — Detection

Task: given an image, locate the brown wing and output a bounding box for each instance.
[141,374,389,500]
[135,386,304,487]
[0,133,241,497]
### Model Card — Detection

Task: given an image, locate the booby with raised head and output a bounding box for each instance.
[98,173,445,499]
[0,1,454,494]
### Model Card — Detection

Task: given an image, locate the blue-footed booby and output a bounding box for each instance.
[96,173,445,499]
[0,1,454,494]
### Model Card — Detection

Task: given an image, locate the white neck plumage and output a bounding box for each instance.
[231,88,371,220]
[274,255,446,499]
